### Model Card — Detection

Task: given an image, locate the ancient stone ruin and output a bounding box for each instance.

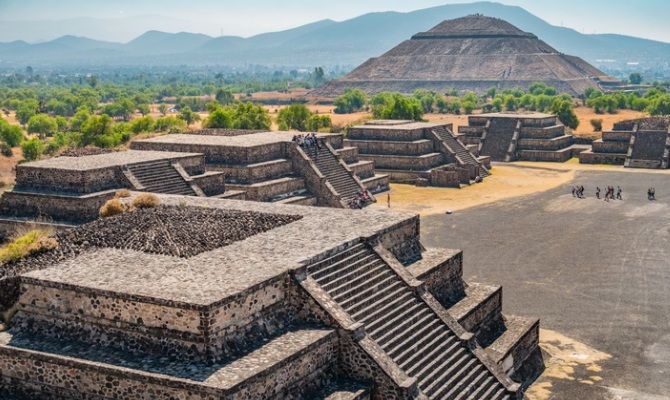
[0,130,389,234]
[0,150,231,235]
[346,120,490,187]
[579,117,670,168]
[457,112,587,162]
[0,195,540,399]
[131,131,388,206]
[313,15,619,97]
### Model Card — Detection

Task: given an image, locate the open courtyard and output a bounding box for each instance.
[407,166,670,399]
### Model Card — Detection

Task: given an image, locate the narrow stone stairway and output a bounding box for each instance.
[303,145,364,203]
[126,160,196,196]
[479,119,517,161]
[432,126,489,177]
[306,243,513,400]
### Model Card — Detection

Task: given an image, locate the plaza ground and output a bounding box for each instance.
[379,163,670,399]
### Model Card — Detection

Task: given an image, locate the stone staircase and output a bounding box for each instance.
[432,126,489,178]
[480,119,517,161]
[504,121,522,162]
[125,160,196,196]
[305,243,514,400]
[303,145,368,204]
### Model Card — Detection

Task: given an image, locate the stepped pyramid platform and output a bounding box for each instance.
[580,117,670,168]
[346,120,489,187]
[0,150,230,236]
[131,131,389,207]
[457,112,587,162]
[313,15,618,97]
[0,194,541,399]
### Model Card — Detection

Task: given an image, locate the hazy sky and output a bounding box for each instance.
[1,0,669,42]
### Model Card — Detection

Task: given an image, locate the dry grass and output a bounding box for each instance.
[132,193,161,209]
[115,189,131,198]
[572,106,647,138]
[0,229,58,263]
[99,198,126,218]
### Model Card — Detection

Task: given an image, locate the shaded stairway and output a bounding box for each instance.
[305,243,514,400]
[432,125,489,177]
[125,160,196,196]
[303,144,368,204]
[479,119,518,161]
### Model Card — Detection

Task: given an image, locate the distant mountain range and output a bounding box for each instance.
[1,2,669,71]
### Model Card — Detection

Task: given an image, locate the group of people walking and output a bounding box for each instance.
[348,189,374,209]
[571,185,658,201]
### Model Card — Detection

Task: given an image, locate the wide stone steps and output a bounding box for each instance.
[303,146,362,201]
[305,243,511,400]
[127,161,195,196]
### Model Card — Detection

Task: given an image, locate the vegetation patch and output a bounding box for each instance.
[0,229,58,263]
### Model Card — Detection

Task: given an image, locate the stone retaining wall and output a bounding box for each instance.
[344,139,434,156]
[0,190,116,223]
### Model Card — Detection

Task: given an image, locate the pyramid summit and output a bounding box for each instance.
[314,15,618,97]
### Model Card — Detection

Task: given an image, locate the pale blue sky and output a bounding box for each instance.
[0,0,668,42]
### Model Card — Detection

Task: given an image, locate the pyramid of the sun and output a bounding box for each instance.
[314,15,617,97]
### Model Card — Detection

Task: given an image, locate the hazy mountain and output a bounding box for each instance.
[1,2,668,70]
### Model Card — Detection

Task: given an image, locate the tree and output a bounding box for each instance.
[230,102,271,130]
[158,104,168,116]
[203,108,233,129]
[551,98,579,129]
[307,115,332,132]
[21,138,45,161]
[80,115,114,146]
[179,106,200,126]
[130,116,155,133]
[69,108,92,132]
[155,116,186,133]
[413,90,437,113]
[16,100,39,126]
[137,103,151,116]
[629,73,643,85]
[334,89,367,114]
[311,67,326,87]
[370,93,423,121]
[277,104,312,131]
[0,119,23,147]
[215,88,234,105]
[27,114,58,138]
[647,95,670,116]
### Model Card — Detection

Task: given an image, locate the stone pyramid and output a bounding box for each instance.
[314,15,617,97]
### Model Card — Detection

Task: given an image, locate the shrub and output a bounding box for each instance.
[115,189,131,198]
[370,92,423,121]
[0,143,13,157]
[0,229,58,263]
[334,89,367,114]
[277,104,312,131]
[0,119,23,147]
[590,118,603,132]
[132,193,160,209]
[21,138,45,161]
[99,198,126,218]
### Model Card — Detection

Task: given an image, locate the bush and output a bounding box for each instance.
[0,119,23,147]
[99,198,126,218]
[334,89,367,114]
[590,118,603,132]
[115,189,131,198]
[0,229,58,263]
[370,92,423,121]
[21,138,45,161]
[0,143,13,157]
[132,193,160,209]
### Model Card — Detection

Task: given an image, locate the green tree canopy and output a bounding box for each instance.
[370,92,423,121]
[0,119,23,147]
[629,73,643,85]
[27,114,58,138]
[277,104,312,131]
[334,89,367,114]
[21,138,45,161]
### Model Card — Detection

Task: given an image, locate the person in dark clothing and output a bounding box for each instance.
[616,186,623,200]
[596,187,601,199]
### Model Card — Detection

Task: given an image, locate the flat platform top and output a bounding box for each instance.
[477,112,554,119]
[20,150,201,171]
[134,131,341,148]
[351,121,444,130]
[24,195,416,307]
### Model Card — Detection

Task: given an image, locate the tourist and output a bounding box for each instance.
[387,192,391,208]
[616,186,622,200]
[572,187,576,197]
[595,187,601,199]
[649,187,656,201]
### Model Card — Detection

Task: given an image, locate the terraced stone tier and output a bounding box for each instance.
[0,328,337,400]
